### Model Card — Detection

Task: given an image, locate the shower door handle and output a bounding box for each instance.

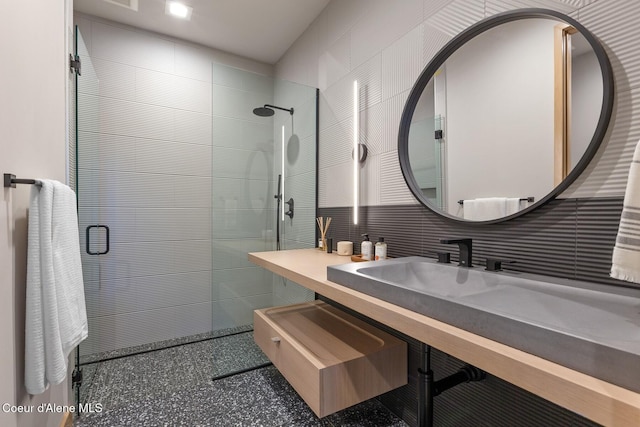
[86,225,110,255]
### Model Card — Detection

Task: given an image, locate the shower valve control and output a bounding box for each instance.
[285,198,294,219]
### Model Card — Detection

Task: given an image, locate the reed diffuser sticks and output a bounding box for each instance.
[316,216,332,251]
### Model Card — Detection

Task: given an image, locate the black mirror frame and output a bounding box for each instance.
[398,8,614,224]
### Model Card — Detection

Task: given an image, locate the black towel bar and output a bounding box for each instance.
[4,173,42,188]
[458,197,534,205]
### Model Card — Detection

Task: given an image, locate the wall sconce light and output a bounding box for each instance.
[353,81,367,225]
[281,125,285,221]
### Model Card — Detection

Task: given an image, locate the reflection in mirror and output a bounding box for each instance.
[403,11,611,223]
[563,28,602,180]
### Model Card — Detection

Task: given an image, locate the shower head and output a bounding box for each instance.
[253,106,275,117]
[252,104,294,117]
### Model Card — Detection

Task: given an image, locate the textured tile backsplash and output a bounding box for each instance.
[319,197,628,288]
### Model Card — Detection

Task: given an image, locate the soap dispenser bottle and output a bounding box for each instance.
[375,237,387,260]
[361,234,373,261]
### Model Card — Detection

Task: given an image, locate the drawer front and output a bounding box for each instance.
[254,310,323,416]
[254,302,407,418]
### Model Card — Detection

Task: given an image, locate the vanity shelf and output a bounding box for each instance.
[249,248,640,426]
[254,300,407,418]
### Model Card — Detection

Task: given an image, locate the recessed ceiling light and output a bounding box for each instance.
[165,1,192,20]
[103,0,138,11]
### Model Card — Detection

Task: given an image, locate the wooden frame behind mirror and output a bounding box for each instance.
[554,24,578,186]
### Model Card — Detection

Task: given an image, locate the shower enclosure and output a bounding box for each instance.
[73,21,317,409]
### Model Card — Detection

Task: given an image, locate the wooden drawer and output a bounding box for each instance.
[254,300,407,418]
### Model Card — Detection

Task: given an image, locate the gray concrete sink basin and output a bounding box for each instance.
[327,257,640,393]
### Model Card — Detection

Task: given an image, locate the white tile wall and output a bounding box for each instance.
[175,43,213,83]
[381,25,425,101]
[91,21,175,73]
[174,110,212,146]
[212,117,272,150]
[324,0,368,47]
[485,0,579,15]
[360,154,381,206]
[319,118,353,168]
[285,172,316,208]
[211,294,273,330]
[360,102,385,156]
[213,267,272,300]
[319,162,352,207]
[350,0,424,69]
[423,0,454,18]
[212,239,273,271]
[422,24,453,65]
[135,139,211,176]
[84,302,212,355]
[97,207,136,244]
[77,132,136,172]
[79,57,136,101]
[281,208,317,245]
[382,91,411,154]
[76,14,280,355]
[426,0,485,38]
[84,271,212,317]
[212,147,271,180]
[272,276,315,307]
[286,134,316,178]
[174,176,212,208]
[380,151,421,205]
[277,0,638,207]
[320,31,351,90]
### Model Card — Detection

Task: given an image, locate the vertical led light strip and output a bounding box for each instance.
[281,125,285,221]
[353,80,359,225]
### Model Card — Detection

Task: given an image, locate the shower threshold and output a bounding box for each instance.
[79,324,254,366]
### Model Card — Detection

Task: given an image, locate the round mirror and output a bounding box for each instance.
[398,9,614,223]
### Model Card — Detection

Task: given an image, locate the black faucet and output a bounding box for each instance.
[440,238,472,267]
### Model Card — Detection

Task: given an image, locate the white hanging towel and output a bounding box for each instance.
[463,197,507,221]
[505,198,522,216]
[25,180,88,395]
[611,141,640,283]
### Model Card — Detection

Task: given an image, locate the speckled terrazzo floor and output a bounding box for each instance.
[78,331,270,409]
[75,332,407,426]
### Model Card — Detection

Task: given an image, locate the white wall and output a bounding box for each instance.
[0,1,72,426]
[276,0,640,207]
[408,82,436,191]
[571,48,602,169]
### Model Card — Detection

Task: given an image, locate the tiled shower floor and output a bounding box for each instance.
[75,331,407,426]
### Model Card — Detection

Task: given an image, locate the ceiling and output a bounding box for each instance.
[73,0,330,64]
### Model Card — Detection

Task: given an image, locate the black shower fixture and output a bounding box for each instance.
[253,104,294,117]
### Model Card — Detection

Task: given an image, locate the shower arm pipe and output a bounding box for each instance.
[264,104,294,115]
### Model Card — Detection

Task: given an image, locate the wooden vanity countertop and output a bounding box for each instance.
[249,248,640,427]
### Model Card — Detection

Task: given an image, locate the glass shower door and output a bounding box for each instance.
[209,64,318,377]
[209,63,276,377]
[75,21,214,365]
